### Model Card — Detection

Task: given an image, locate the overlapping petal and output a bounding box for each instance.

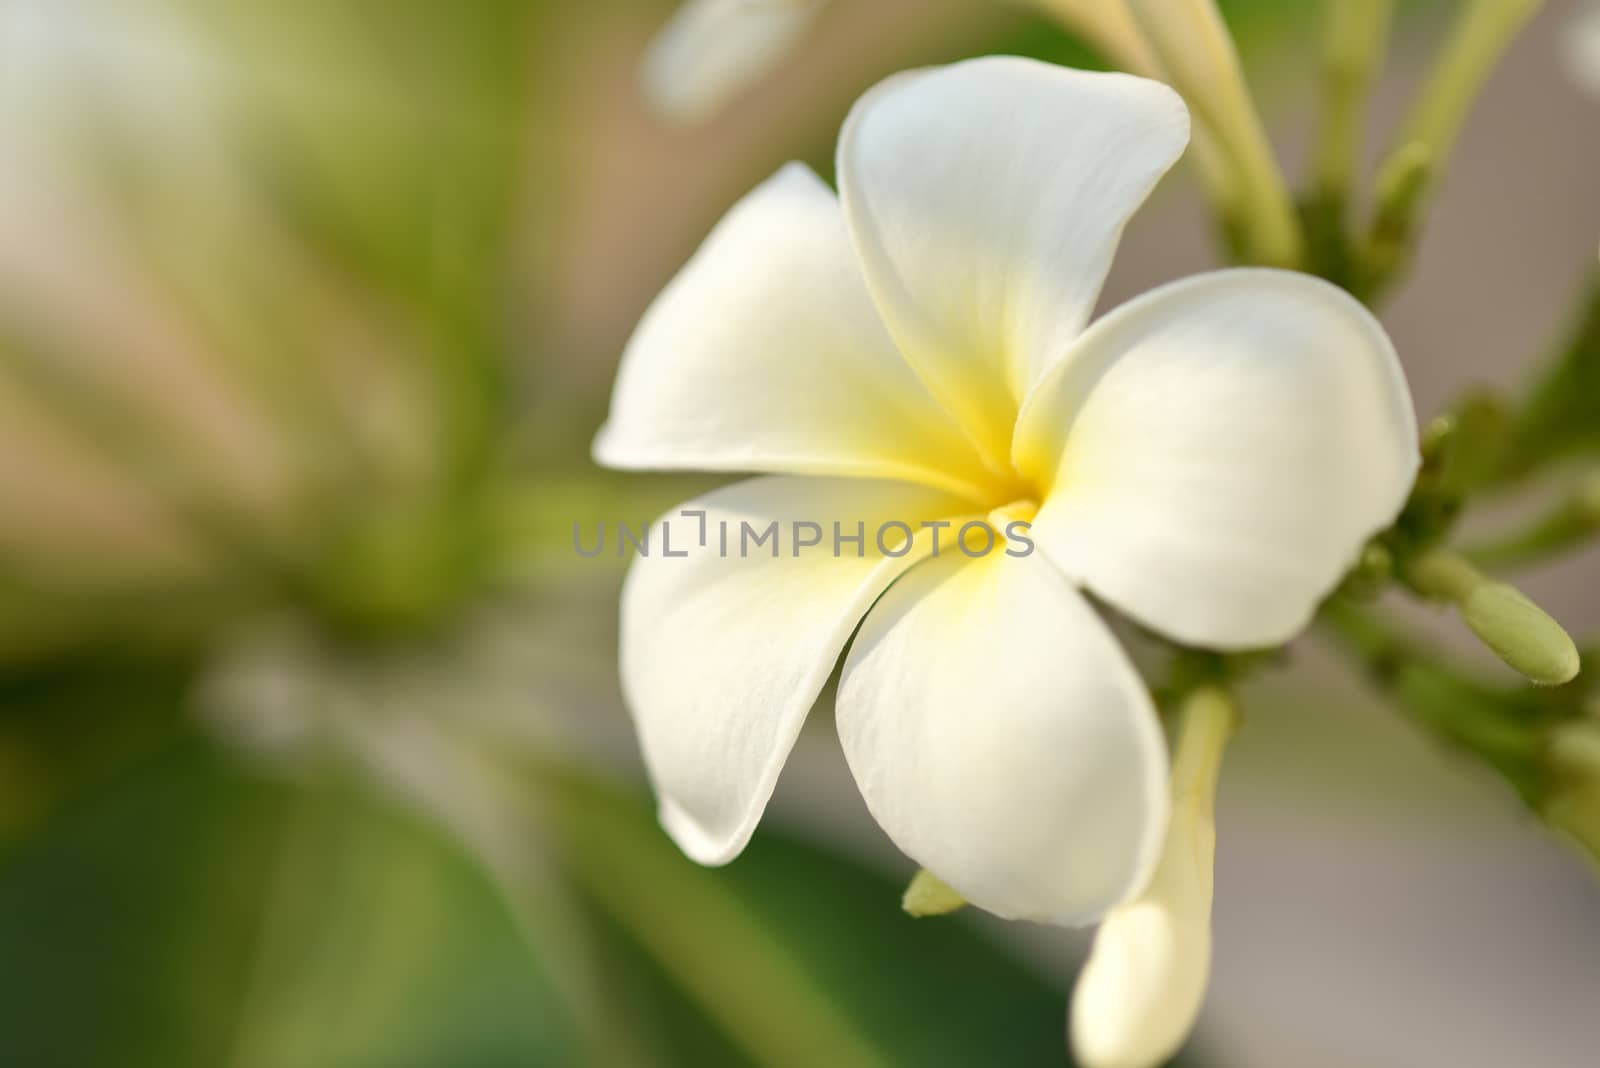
[594,163,998,500]
[620,475,976,865]
[836,549,1169,924]
[1014,269,1419,649]
[838,57,1190,464]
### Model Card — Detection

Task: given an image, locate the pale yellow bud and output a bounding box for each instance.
[1071,688,1235,1068]
[901,868,968,917]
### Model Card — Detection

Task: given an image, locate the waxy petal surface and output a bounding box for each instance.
[837,550,1169,925]
[1015,269,1419,649]
[620,475,975,864]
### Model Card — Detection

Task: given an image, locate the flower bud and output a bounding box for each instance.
[1406,550,1580,687]
[1462,582,1581,687]
[1070,688,1235,1068]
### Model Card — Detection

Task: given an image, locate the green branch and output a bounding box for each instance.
[1465,472,1600,569]
[1360,0,1544,297]
[1319,600,1563,805]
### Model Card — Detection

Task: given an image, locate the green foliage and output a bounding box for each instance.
[0,724,1121,1068]
[549,772,1120,1067]
[0,737,571,1068]
[1505,276,1600,479]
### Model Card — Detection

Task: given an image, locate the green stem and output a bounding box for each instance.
[1311,0,1393,202]
[1171,685,1239,810]
[1499,272,1600,480]
[1363,0,1543,295]
[1394,0,1543,165]
[1126,0,1305,267]
[1405,548,1483,601]
[1319,600,1548,797]
[1302,0,1394,287]
[1464,473,1600,569]
[1542,722,1600,867]
[1032,0,1243,226]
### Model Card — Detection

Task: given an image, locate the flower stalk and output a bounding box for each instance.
[1030,0,1161,78]
[1542,720,1600,865]
[1032,0,1245,254]
[1391,0,1544,170]
[1311,0,1393,204]
[1465,471,1600,569]
[1302,0,1394,286]
[1125,0,1304,267]
[1322,601,1548,793]
[1499,271,1600,481]
[1324,601,1600,866]
[1363,0,1544,295]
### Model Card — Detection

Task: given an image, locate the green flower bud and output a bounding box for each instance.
[1461,583,1581,687]
[1406,550,1580,687]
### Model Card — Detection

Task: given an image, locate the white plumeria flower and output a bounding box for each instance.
[595,57,1418,926]
[641,0,826,122]
[1567,0,1600,98]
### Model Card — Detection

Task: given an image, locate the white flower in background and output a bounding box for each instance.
[637,0,1253,255]
[641,0,827,122]
[0,0,222,154]
[1567,0,1600,98]
[598,55,1417,917]
[639,0,1159,124]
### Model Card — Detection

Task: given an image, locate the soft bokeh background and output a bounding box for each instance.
[1,2,1597,1066]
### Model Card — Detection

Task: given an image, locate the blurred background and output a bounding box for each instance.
[1,1,1597,1065]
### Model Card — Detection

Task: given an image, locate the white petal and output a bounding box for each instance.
[1014,268,1419,650]
[837,57,1190,463]
[640,0,823,123]
[836,549,1168,925]
[1567,0,1600,98]
[620,475,976,865]
[594,163,997,501]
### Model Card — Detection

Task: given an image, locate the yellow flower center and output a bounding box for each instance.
[987,498,1039,531]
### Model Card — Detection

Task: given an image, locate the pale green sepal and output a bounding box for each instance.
[901,869,968,917]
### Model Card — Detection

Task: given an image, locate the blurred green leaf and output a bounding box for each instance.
[0,736,572,1068]
[0,652,196,849]
[0,718,1169,1067]
[1504,275,1600,480]
[549,774,1206,1068]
